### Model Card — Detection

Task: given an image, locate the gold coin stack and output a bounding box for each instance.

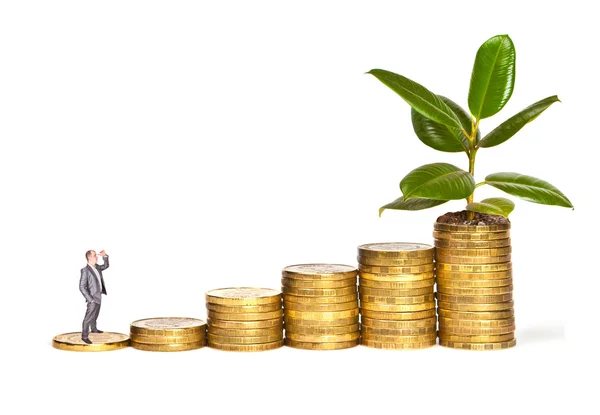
[282,264,360,350]
[130,317,207,352]
[206,287,284,352]
[434,222,516,351]
[358,242,437,350]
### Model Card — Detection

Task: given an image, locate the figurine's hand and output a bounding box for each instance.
[99,250,107,257]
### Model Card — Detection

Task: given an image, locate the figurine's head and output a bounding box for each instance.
[86,250,97,266]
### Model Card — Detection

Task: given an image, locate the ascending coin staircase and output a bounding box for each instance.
[53,226,517,352]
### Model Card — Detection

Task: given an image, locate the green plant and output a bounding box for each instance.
[369,34,573,220]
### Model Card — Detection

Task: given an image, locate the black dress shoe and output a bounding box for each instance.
[91,330,104,333]
[82,338,92,344]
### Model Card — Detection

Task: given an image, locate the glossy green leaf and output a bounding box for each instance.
[485,173,573,208]
[400,163,475,200]
[466,197,515,217]
[411,96,478,153]
[379,196,448,216]
[478,95,560,148]
[468,35,516,120]
[368,69,462,129]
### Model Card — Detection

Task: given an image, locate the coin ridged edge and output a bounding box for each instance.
[208,339,284,352]
[130,340,205,352]
[439,338,517,350]
[284,338,359,350]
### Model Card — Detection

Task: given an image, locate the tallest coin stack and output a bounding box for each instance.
[434,222,516,350]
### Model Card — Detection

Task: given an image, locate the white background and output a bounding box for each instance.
[0,1,596,414]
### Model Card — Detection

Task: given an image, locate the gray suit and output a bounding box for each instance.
[79,255,109,339]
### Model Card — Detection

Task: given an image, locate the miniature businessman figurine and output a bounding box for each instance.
[79,250,109,344]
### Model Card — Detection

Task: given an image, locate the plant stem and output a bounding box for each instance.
[466,120,479,221]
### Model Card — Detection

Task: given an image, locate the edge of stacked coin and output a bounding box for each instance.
[130,317,207,352]
[282,264,360,350]
[434,221,516,351]
[206,287,284,352]
[358,242,437,350]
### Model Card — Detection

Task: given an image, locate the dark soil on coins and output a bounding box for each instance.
[436,210,510,226]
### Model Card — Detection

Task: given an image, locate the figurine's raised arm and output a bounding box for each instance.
[96,251,109,271]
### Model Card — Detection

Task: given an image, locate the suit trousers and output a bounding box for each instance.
[82,301,101,339]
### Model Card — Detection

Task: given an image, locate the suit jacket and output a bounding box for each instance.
[79,255,109,303]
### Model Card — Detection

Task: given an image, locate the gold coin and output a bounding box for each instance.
[129,332,206,344]
[206,317,283,329]
[130,317,206,336]
[358,256,434,266]
[52,332,129,352]
[282,264,357,280]
[360,308,436,320]
[359,286,433,297]
[359,293,434,305]
[130,340,205,352]
[436,292,513,304]
[358,263,435,274]
[433,222,511,233]
[361,326,436,336]
[284,323,359,335]
[436,254,511,264]
[437,285,513,295]
[439,324,516,336]
[282,286,357,297]
[438,316,515,327]
[359,278,435,289]
[284,338,359,350]
[437,309,514,320]
[360,316,437,329]
[435,246,512,257]
[285,331,360,343]
[435,269,513,280]
[286,323,359,335]
[208,339,284,352]
[434,238,511,249]
[207,326,283,337]
[361,338,436,349]
[357,242,434,258]
[359,271,434,282]
[358,256,434,267]
[433,230,510,240]
[283,293,358,304]
[435,262,512,272]
[207,333,283,344]
[437,301,514,312]
[435,277,513,288]
[283,300,358,312]
[205,287,281,306]
[205,302,281,313]
[439,339,517,350]
[207,309,283,321]
[438,332,515,343]
[284,315,359,327]
[360,301,435,312]
[361,332,437,343]
[281,277,356,289]
[284,308,359,320]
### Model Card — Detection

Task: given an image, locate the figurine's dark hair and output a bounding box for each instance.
[85,250,95,261]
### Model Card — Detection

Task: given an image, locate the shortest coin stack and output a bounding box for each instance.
[206,287,284,352]
[53,332,129,352]
[358,242,437,350]
[282,264,360,350]
[130,317,207,352]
